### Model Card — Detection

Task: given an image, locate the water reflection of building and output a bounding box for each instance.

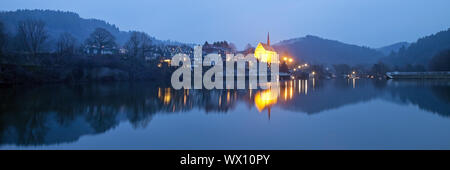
[254,89,278,119]
[253,80,307,119]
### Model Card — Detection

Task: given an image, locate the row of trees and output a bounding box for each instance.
[0,19,175,84]
[388,28,450,65]
[0,22,6,55]
[429,49,450,71]
[124,31,152,59]
[0,19,155,60]
[203,40,237,52]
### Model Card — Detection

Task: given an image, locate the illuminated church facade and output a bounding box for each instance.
[254,32,278,63]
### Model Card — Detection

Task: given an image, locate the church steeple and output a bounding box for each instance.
[267,32,270,46]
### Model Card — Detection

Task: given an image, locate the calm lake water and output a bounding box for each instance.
[1,79,450,150]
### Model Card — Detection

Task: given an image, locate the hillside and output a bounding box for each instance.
[273,35,385,65]
[386,28,450,66]
[0,9,185,46]
[377,42,410,56]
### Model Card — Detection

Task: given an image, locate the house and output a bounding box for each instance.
[84,45,119,55]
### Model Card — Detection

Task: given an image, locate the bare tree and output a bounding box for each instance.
[16,19,49,56]
[124,31,152,59]
[85,27,116,55]
[228,42,237,52]
[0,21,6,55]
[56,32,77,56]
[244,43,254,54]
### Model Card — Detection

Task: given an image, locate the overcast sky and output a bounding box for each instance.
[1,0,450,49]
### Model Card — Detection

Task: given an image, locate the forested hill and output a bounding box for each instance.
[0,9,185,46]
[385,28,450,66]
[376,42,410,56]
[273,35,385,65]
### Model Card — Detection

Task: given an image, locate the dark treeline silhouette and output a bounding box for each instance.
[384,28,450,68]
[377,42,410,56]
[0,17,175,84]
[0,9,197,84]
[0,9,183,46]
[0,21,6,55]
[429,49,450,71]
[202,40,237,54]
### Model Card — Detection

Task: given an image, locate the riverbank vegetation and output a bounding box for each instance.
[0,19,174,84]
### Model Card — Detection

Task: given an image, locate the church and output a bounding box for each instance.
[254,32,278,63]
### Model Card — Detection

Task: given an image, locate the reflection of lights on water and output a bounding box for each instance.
[158,88,161,98]
[284,86,288,100]
[305,80,308,95]
[353,78,356,89]
[289,86,293,100]
[297,80,309,95]
[163,88,171,105]
[312,78,315,89]
[267,81,294,104]
[183,89,188,105]
[254,89,278,112]
[156,81,307,119]
[227,90,230,104]
[254,81,297,119]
